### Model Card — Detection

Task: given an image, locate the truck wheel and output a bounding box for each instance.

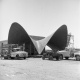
[49,56,53,60]
[65,57,69,60]
[24,57,26,59]
[56,57,59,60]
[4,56,8,59]
[42,56,45,60]
[59,55,63,60]
[10,57,14,59]
[16,54,19,59]
[76,56,80,61]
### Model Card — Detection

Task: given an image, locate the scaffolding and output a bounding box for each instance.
[67,33,74,48]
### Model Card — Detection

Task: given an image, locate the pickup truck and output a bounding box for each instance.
[57,48,80,61]
[4,48,28,59]
[57,48,74,60]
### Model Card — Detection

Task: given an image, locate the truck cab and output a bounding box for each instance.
[57,47,74,59]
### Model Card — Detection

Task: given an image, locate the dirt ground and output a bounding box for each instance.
[0,58,80,80]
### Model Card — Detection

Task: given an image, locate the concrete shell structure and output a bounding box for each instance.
[8,22,68,55]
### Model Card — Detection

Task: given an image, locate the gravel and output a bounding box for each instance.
[0,58,80,80]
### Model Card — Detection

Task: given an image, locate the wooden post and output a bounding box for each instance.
[23,43,25,51]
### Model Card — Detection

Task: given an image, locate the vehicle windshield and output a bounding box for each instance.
[12,48,21,52]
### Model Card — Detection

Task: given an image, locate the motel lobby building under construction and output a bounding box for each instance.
[0,22,68,55]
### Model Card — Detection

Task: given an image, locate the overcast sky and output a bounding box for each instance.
[0,0,80,48]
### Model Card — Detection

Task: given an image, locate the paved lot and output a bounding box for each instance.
[0,58,80,80]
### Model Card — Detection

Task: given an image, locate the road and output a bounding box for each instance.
[0,58,80,80]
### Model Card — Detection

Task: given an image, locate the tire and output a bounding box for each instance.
[59,55,63,60]
[76,55,80,61]
[4,56,8,59]
[56,57,59,60]
[4,55,10,59]
[10,57,14,59]
[42,57,45,60]
[16,54,19,59]
[49,56,53,60]
[42,53,47,60]
[24,57,26,59]
[65,57,69,60]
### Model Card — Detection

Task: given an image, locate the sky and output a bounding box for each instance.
[0,0,80,48]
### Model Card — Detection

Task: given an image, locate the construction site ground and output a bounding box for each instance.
[0,58,80,80]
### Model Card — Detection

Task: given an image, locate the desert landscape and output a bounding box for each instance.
[0,58,80,80]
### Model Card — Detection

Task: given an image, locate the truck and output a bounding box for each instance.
[42,47,80,61]
[9,47,28,59]
[57,47,74,60]
[1,44,28,59]
[57,47,80,61]
[42,49,63,61]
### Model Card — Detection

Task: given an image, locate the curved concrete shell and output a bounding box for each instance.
[8,22,36,55]
[8,22,31,44]
[47,25,68,50]
[8,22,68,55]
[32,25,68,54]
